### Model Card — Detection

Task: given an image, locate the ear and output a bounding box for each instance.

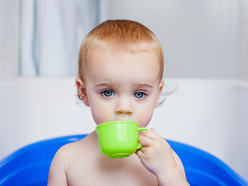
[155,80,164,105]
[76,78,90,107]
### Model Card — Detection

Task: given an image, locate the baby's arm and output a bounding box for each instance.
[47,145,69,186]
[136,128,189,186]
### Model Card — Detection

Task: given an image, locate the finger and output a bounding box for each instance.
[138,135,154,147]
[143,130,159,141]
[144,129,166,143]
[135,146,148,157]
[135,148,142,156]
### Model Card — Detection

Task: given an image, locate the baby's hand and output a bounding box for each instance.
[136,128,176,175]
[136,128,189,185]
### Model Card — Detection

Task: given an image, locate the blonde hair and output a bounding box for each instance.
[78,19,164,81]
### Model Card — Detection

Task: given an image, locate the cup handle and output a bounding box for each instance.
[137,127,150,149]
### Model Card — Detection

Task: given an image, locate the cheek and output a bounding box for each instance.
[136,105,155,127]
[90,107,102,125]
[90,101,113,125]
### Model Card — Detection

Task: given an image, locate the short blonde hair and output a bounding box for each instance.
[78,19,164,81]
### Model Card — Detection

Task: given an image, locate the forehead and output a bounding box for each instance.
[85,47,160,83]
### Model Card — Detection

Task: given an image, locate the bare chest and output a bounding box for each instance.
[66,156,158,186]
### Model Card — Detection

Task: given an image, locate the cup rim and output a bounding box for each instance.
[96,121,138,129]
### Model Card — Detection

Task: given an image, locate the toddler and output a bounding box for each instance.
[48,20,189,186]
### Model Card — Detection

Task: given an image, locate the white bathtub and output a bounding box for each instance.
[0,78,247,180]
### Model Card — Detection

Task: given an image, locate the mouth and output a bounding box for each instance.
[115,118,132,121]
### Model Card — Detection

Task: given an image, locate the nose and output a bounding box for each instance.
[115,96,133,115]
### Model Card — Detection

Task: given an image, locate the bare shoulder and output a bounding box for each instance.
[47,135,93,186]
[47,143,74,186]
[53,140,81,162]
[52,134,95,164]
[51,137,85,163]
[172,149,186,177]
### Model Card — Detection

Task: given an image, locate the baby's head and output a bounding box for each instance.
[78,19,164,82]
[77,20,166,112]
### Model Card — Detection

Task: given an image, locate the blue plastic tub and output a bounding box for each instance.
[0,134,247,186]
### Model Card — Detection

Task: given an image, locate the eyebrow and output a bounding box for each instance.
[133,83,153,88]
[95,83,153,88]
[95,83,117,87]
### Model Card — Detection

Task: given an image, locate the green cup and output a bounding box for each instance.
[96,121,149,158]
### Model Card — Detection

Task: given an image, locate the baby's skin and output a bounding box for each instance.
[48,129,188,186]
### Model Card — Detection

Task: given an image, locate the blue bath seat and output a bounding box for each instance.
[0,134,247,186]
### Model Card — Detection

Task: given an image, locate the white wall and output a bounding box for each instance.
[0,0,19,79]
[238,0,248,79]
[109,0,248,80]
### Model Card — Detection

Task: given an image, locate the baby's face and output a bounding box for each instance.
[78,47,163,128]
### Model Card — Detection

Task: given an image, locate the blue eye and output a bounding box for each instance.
[134,92,146,99]
[102,90,115,97]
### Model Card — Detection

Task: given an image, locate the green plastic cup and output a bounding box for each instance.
[96,121,149,158]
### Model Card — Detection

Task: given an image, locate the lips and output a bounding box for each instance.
[115,118,133,122]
